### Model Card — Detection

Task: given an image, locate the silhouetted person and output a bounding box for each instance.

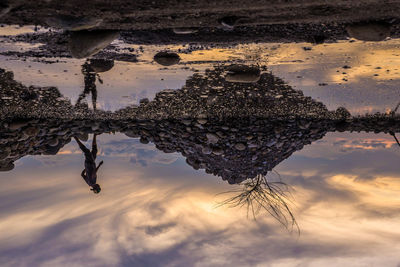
[76,61,99,110]
[389,102,400,147]
[76,59,114,110]
[389,131,400,147]
[74,134,103,193]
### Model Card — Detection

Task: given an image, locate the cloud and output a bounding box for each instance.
[1,132,400,266]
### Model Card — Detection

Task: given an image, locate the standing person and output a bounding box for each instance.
[75,59,114,110]
[389,102,400,147]
[389,131,400,147]
[76,60,98,110]
[74,134,103,194]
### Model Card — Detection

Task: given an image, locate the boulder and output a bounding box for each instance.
[69,30,120,59]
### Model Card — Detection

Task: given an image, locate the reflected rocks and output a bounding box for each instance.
[225,65,261,83]
[0,119,70,171]
[153,52,180,66]
[0,162,13,172]
[69,30,120,59]
[0,116,330,183]
[130,66,336,120]
[2,64,400,183]
[346,22,391,41]
[46,15,103,31]
[137,118,331,184]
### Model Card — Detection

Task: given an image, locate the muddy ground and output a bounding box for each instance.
[2,0,400,30]
[2,1,400,59]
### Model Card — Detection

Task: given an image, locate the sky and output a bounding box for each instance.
[1,132,400,266]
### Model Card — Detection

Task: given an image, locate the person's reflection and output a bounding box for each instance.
[76,59,114,110]
[389,102,400,147]
[74,134,103,194]
[390,131,400,147]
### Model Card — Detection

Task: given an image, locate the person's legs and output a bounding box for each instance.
[76,85,91,106]
[74,137,91,155]
[392,132,400,147]
[393,102,400,115]
[91,134,98,159]
[91,86,97,110]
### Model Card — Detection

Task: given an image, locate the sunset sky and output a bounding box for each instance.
[1,132,400,266]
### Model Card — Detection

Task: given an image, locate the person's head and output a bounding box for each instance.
[91,184,101,194]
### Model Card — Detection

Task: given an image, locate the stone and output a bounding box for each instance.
[206,133,219,144]
[69,30,120,59]
[87,59,114,73]
[181,120,192,126]
[140,98,150,105]
[23,127,39,137]
[234,143,246,151]
[9,121,29,131]
[154,52,180,66]
[173,28,198,34]
[335,107,351,119]
[201,146,212,155]
[0,163,14,172]
[47,138,59,147]
[346,22,391,41]
[140,137,149,144]
[197,119,207,125]
[218,16,245,30]
[125,130,139,138]
[225,65,261,83]
[212,148,223,155]
[46,15,103,31]
[0,148,10,160]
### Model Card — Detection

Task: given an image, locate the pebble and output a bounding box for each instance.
[212,148,223,155]
[206,133,219,144]
[234,143,246,151]
[201,146,212,155]
[9,121,28,130]
[47,138,59,147]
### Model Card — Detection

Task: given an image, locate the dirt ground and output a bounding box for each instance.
[2,0,400,30]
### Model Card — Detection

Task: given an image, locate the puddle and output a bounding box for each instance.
[2,6,400,266]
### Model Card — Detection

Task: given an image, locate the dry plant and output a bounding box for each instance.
[216,173,299,233]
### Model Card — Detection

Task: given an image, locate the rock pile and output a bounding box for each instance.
[2,66,400,184]
[122,66,344,120]
[121,118,333,184]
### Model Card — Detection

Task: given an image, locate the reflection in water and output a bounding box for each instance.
[74,134,103,194]
[76,59,114,110]
[4,3,400,265]
[1,63,400,230]
[2,53,400,266]
[217,174,298,231]
[68,30,120,59]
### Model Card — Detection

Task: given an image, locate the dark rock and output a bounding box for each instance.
[153,52,180,66]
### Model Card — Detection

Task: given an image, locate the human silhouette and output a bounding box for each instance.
[76,59,114,110]
[74,134,103,193]
[389,102,400,147]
